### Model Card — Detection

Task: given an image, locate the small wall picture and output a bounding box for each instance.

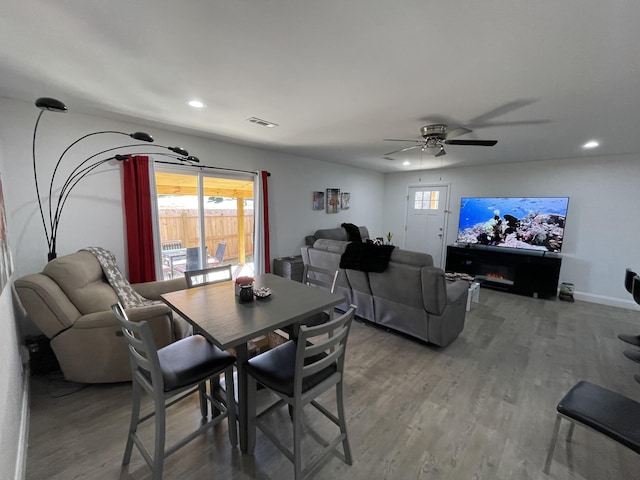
[341,192,350,210]
[312,191,325,211]
[326,188,340,214]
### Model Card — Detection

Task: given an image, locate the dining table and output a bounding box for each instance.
[160,273,344,452]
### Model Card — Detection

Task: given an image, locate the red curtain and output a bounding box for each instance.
[123,155,156,283]
[261,171,271,273]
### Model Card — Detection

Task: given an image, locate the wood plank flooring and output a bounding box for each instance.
[26,289,640,479]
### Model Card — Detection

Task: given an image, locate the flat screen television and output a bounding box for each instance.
[456,197,569,252]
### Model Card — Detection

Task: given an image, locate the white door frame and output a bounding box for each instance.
[403,182,452,268]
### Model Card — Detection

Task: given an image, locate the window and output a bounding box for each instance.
[154,167,255,280]
[414,190,440,210]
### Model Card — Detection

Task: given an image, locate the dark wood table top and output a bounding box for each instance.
[160,273,344,350]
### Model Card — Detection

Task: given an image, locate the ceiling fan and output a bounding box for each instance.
[383,124,497,158]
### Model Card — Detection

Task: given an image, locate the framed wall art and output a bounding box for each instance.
[312,191,325,211]
[341,192,350,210]
[326,188,340,214]
[0,173,13,294]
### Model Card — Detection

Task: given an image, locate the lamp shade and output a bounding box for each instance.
[130,132,154,142]
[169,146,188,156]
[35,97,68,112]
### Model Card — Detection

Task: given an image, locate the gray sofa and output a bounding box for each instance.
[301,226,469,347]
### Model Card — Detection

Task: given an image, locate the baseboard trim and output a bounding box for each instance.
[15,365,30,480]
[574,291,640,311]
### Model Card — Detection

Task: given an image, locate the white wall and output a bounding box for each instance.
[383,155,640,308]
[0,96,385,279]
[0,133,28,480]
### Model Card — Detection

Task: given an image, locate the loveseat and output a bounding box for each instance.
[15,251,191,383]
[301,226,469,347]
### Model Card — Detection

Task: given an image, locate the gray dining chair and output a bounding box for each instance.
[543,380,640,475]
[283,264,340,338]
[185,264,233,288]
[112,302,237,480]
[245,305,357,480]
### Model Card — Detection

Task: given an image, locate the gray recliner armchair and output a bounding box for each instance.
[15,251,191,383]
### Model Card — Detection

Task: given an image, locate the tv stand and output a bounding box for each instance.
[445,245,561,298]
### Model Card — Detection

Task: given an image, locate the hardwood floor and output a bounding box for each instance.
[26,289,640,479]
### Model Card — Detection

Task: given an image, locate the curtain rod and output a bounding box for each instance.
[153,159,270,176]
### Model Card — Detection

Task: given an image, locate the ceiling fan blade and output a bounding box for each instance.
[383,145,423,156]
[383,139,421,142]
[445,139,498,146]
[445,127,472,140]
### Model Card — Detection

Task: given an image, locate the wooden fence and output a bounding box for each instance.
[158,209,254,262]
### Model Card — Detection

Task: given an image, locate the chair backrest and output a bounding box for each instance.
[111,302,164,391]
[634,276,640,305]
[185,246,207,271]
[625,268,637,294]
[294,305,356,397]
[162,240,183,251]
[303,264,339,293]
[185,265,233,288]
[212,242,227,264]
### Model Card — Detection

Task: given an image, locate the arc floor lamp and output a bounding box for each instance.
[32,97,199,261]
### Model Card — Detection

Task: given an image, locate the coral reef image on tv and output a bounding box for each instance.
[456,197,569,252]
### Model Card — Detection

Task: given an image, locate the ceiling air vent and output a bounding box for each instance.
[246,117,279,128]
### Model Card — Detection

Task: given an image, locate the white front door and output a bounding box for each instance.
[404,184,449,268]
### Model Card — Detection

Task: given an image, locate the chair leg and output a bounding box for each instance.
[198,383,208,418]
[543,414,562,475]
[123,379,142,465]
[292,400,303,480]
[225,366,238,447]
[567,421,576,442]
[336,381,353,465]
[152,394,166,480]
[247,375,257,454]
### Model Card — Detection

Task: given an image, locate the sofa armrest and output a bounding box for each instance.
[446,280,469,304]
[76,303,176,348]
[15,274,81,337]
[132,277,187,300]
[74,303,174,329]
[421,266,448,315]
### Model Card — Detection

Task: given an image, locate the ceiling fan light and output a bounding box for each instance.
[583,140,599,149]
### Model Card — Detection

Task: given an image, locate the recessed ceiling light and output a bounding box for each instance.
[187,100,206,108]
[582,140,599,149]
[402,161,411,166]
[246,117,279,128]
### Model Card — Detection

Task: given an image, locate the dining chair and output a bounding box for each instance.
[283,264,340,338]
[245,305,357,480]
[185,264,233,288]
[543,380,640,475]
[173,246,207,276]
[208,241,227,266]
[112,302,237,480]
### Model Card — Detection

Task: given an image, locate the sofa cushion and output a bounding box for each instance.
[43,251,119,315]
[307,226,370,246]
[389,248,434,267]
[312,238,350,254]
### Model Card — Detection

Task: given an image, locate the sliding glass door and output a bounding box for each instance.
[153,166,255,280]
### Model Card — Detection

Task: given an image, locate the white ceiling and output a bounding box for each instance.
[1,1,639,173]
